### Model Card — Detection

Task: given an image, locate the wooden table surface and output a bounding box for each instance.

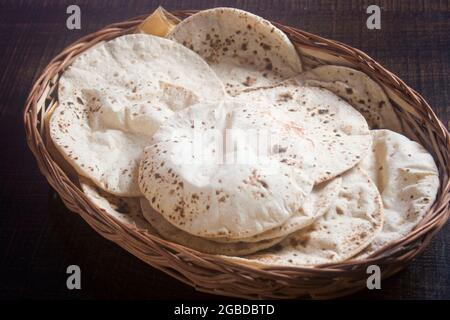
[0,0,449,300]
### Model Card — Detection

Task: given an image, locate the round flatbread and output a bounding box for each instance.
[356,129,440,258]
[51,34,226,196]
[80,178,152,231]
[168,7,302,95]
[227,167,383,266]
[237,81,372,183]
[296,65,402,131]
[211,176,342,243]
[139,100,316,239]
[140,198,285,256]
[82,177,283,256]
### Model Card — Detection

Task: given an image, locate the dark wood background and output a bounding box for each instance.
[0,0,449,300]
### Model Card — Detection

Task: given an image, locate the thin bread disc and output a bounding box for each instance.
[139,100,316,239]
[51,34,226,197]
[82,177,280,256]
[356,129,440,258]
[237,82,372,183]
[80,178,153,231]
[226,167,383,267]
[168,7,302,95]
[296,65,402,131]
[211,176,342,243]
[140,198,284,256]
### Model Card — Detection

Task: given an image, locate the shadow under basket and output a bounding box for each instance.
[23,11,450,299]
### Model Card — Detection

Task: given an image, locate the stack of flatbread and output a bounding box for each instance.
[48,7,440,267]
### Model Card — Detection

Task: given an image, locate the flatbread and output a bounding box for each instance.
[211,176,342,243]
[227,167,383,266]
[80,178,152,231]
[139,100,316,239]
[296,65,402,131]
[51,34,226,196]
[81,177,283,256]
[237,81,372,183]
[356,129,440,258]
[140,198,285,256]
[168,7,302,95]
[44,102,78,181]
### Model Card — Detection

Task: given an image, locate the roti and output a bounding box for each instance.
[210,176,342,243]
[168,7,302,95]
[140,198,285,256]
[296,65,402,131]
[236,81,372,183]
[227,167,383,266]
[81,176,284,256]
[80,178,153,231]
[356,129,440,258]
[50,34,226,197]
[139,100,317,239]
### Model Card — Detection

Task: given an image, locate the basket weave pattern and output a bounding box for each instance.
[24,11,450,299]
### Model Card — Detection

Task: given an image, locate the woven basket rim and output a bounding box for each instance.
[23,10,450,298]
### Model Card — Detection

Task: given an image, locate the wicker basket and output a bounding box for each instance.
[24,11,450,299]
